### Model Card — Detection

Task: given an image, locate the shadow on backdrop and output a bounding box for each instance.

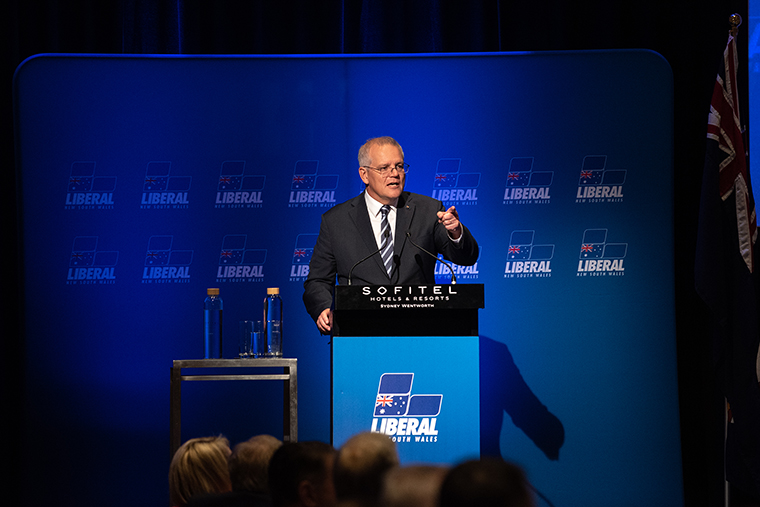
[479,336,565,462]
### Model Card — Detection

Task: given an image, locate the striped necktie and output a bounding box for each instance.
[380,205,394,277]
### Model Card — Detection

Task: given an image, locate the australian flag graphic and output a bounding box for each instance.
[505,157,553,187]
[579,229,627,259]
[218,160,266,191]
[143,161,192,192]
[506,157,533,187]
[143,161,171,191]
[291,160,339,190]
[434,159,459,188]
[292,234,317,266]
[374,373,442,418]
[508,230,554,261]
[68,162,95,192]
[69,236,119,269]
[144,235,193,266]
[434,159,480,189]
[578,155,627,186]
[70,236,98,267]
[67,162,116,193]
[218,235,266,266]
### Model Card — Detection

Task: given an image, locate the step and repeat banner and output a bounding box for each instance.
[14,51,681,506]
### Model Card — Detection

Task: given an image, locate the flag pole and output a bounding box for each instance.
[729,13,742,38]
[724,15,742,507]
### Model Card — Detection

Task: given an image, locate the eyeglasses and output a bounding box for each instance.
[361,163,410,176]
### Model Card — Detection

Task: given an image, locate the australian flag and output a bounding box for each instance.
[144,161,171,191]
[580,229,607,259]
[579,156,605,185]
[508,231,534,260]
[292,234,317,265]
[68,162,95,192]
[506,157,533,187]
[70,236,97,267]
[145,236,173,266]
[373,373,443,418]
[695,21,760,500]
[374,373,412,417]
[219,235,247,265]
[434,159,460,188]
[218,161,245,191]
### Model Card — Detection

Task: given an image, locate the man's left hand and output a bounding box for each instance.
[437,206,462,240]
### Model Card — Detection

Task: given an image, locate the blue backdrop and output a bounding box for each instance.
[14,51,681,506]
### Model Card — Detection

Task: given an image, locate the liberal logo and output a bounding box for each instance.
[575,155,626,203]
[215,234,266,283]
[142,235,193,283]
[140,161,191,209]
[371,373,442,443]
[288,160,338,208]
[66,236,118,285]
[504,230,554,278]
[430,159,480,205]
[503,157,553,204]
[65,162,116,210]
[215,160,265,209]
[576,229,627,276]
[289,233,318,281]
[434,247,481,283]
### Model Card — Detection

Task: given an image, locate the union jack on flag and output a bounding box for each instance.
[291,174,316,190]
[292,248,313,264]
[706,29,756,273]
[218,175,243,191]
[374,373,413,417]
[434,173,457,188]
[695,20,760,497]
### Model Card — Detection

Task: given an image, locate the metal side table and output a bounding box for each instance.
[170,358,297,457]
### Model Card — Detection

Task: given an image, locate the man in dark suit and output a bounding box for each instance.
[303,136,479,333]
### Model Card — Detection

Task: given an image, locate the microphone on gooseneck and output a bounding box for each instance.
[405,231,457,284]
[348,228,389,285]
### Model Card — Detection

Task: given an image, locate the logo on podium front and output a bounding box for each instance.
[371,373,442,443]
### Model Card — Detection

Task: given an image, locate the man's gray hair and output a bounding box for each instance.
[358,136,404,167]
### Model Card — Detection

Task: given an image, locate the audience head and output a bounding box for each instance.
[228,434,283,494]
[268,441,337,507]
[333,431,400,507]
[438,458,534,507]
[169,435,233,506]
[380,465,448,507]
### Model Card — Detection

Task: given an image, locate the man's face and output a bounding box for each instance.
[359,143,406,205]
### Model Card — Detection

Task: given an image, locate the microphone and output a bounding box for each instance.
[405,231,457,284]
[348,228,389,285]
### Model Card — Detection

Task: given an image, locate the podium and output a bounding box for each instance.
[331,284,484,465]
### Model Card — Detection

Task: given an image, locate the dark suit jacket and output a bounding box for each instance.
[303,190,479,323]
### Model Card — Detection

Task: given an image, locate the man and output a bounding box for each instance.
[268,441,337,507]
[380,465,448,507]
[333,432,399,507]
[303,136,479,333]
[438,458,535,507]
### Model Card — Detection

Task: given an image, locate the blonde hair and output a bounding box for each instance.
[169,436,232,506]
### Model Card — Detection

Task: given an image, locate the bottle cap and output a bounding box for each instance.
[267,287,280,295]
[207,288,220,296]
